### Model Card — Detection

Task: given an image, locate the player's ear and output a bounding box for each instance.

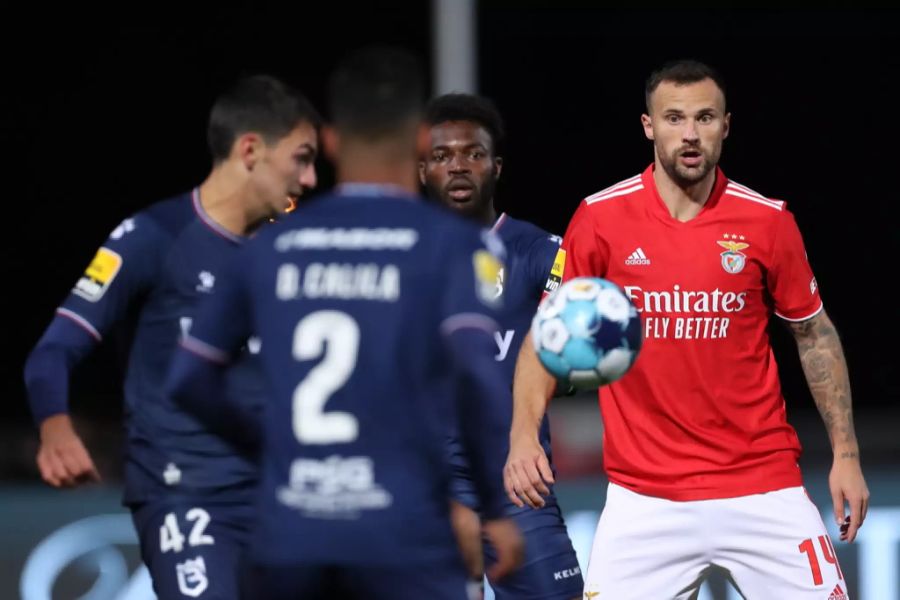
[235,132,264,170]
[493,156,503,180]
[322,125,339,163]
[641,113,654,141]
[723,112,731,140]
[417,159,427,186]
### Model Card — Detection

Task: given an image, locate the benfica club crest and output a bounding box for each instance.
[717,237,750,274]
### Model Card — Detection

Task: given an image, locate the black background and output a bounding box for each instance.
[4,7,898,443]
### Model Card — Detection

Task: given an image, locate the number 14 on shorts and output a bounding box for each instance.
[799,534,843,586]
[160,508,215,553]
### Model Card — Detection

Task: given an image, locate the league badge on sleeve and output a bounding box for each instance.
[473,249,503,307]
[543,248,567,294]
[73,247,123,302]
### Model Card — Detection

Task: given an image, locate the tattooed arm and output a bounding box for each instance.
[789,310,870,542]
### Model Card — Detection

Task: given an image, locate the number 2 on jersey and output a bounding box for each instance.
[292,311,360,444]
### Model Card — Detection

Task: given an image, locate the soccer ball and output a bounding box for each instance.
[532,277,642,389]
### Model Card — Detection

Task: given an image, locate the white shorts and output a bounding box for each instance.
[583,483,848,599]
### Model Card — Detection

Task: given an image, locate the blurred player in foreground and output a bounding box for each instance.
[421,93,582,599]
[24,74,319,598]
[167,47,524,599]
[504,59,869,598]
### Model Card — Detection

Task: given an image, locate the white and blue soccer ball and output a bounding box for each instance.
[532,277,642,389]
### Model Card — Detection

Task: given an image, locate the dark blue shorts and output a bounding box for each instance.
[243,559,472,600]
[486,502,583,600]
[451,475,582,600]
[130,497,254,599]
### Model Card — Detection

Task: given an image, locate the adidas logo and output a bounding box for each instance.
[828,583,847,600]
[625,247,651,266]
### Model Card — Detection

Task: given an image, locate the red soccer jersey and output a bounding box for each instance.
[560,164,822,501]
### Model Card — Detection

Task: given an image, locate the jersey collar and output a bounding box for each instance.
[191,188,245,244]
[335,182,418,200]
[642,163,729,227]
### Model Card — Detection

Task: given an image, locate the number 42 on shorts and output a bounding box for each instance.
[160,508,215,554]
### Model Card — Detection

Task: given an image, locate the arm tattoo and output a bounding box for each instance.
[788,312,859,454]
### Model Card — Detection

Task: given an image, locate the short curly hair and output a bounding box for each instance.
[424,93,505,155]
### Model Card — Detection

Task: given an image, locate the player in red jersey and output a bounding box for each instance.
[504,60,869,598]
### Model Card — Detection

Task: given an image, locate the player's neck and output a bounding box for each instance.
[335,145,419,195]
[652,160,717,223]
[198,166,256,236]
[479,203,497,227]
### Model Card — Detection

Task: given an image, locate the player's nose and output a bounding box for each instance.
[299,164,317,191]
[682,120,700,142]
[448,154,469,173]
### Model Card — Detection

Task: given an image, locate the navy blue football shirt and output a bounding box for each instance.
[447,213,565,514]
[492,213,563,460]
[490,213,563,379]
[170,185,511,566]
[27,189,265,505]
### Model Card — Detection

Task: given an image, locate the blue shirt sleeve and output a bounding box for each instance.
[440,227,511,519]
[24,317,97,424]
[24,216,164,424]
[57,215,164,339]
[527,231,563,296]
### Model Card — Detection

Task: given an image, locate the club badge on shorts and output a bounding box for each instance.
[175,556,209,597]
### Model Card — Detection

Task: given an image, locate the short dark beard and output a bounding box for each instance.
[427,175,497,225]
[660,152,713,188]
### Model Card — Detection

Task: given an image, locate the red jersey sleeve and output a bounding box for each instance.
[767,208,823,321]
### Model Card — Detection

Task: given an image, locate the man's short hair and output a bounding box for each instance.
[207,74,321,162]
[424,93,505,155]
[645,59,727,112]
[327,46,425,138]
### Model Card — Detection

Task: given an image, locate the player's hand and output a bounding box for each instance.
[36,414,101,488]
[504,433,553,508]
[482,517,524,581]
[829,450,869,543]
[450,500,484,580]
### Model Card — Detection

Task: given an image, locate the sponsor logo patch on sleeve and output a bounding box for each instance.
[543,248,566,294]
[73,247,123,302]
[473,249,503,307]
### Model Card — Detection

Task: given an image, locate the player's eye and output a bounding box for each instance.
[697,114,714,124]
[469,151,485,160]
[431,152,447,162]
[665,114,682,124]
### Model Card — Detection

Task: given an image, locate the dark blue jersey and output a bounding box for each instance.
[170,185,511,566]
[26,189,265,504]
[490,213,561,379]
[448,215,583,596]
[447,213,563,516]
[491,213,563,457]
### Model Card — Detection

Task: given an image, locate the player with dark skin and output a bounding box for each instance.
[421,94,582,600]
[423,120,501,224]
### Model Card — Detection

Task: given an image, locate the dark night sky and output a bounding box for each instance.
[4,7,898,428]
